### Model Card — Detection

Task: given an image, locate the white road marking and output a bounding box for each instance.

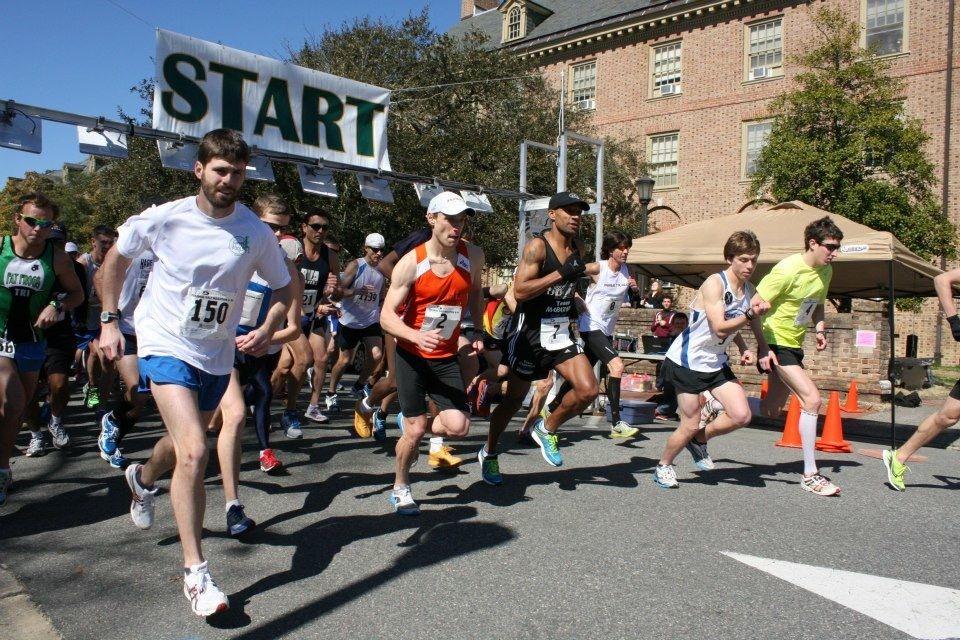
[722,551,960,640]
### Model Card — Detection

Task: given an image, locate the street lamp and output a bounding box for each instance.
[635,175,656,296]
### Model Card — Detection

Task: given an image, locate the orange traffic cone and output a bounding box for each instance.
[842,380,863,413]
[775,395,802,448]
[817,391,852,453]
[760,379,769,400]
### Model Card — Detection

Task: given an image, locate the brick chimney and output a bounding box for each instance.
[461,0,499,20]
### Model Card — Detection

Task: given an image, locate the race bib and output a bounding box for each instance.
[795,298,818,326]
[180,288,236,339]
[238,290,265,328]
[540,318,573,351]
[355,286,379,306]
[0,339,15,359]
[302,289,318,315]
[602,295,622,320]
[421,304,461,340]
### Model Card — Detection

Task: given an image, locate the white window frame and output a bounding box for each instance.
[650,41,682,98]
[570,60,597,111]
[506,5,523,41]
[744,17,784,82]
[648,132,679,189]
[742,119,773,180]
[862,0,909,56]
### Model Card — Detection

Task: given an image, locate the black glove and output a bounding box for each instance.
[948,315,960,342]
[558,253,586,283]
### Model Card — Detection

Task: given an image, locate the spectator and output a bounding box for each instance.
[650,295,675,338]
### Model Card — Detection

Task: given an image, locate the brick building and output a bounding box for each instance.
[453,0,960,389]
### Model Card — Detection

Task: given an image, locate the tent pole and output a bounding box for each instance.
[888,261,896,450]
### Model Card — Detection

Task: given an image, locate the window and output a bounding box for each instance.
[865,0,906,55]
[651,42,682,97]
[506,6,523,41]
[743,120,773,178]
[746,18,783,80]
[571,61,597,110]
[648,132,679,188]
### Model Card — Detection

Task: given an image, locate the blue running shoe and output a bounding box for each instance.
[396,411,405,435]
[226,504,256,537]
[363,383,373,399]
[281,409,302,439]
[372,409,387,442]
[99,411,120,459]
[104,448,128,469]
[478,447,503,486]
[530,419,563,467]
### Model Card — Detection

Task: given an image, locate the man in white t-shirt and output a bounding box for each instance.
[98,129,293,618]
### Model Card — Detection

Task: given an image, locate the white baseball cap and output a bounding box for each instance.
[427,191,475,217]
[64,242,79,253]
[364,233,386,249]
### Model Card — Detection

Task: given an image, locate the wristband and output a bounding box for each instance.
[744,308,755,321]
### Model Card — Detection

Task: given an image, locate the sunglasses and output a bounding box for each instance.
[20,215,54,229]
[819,242,841,252]
[264,222,287,233]
[366,246,384,253]
[305,222,329,231]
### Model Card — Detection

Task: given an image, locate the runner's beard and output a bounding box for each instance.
[201,180,239,209]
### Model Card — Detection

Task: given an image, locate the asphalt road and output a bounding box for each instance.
[1,391,958,640]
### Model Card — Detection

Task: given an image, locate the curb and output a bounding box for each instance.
[0,563,62,640]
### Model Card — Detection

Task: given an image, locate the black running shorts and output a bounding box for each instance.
[395,346,468,417]
[661,358,737,395]
[503,325,583,382]
[336,322,382,351]
[580,330,619,367]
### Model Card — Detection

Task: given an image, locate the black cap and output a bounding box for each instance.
[548,191,590,212]
[48,222,67,242]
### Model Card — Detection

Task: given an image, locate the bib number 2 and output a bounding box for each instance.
[180,288,235,339]
[421,305,461,340]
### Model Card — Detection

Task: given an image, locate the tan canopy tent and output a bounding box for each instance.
[626,201,941,298]
[626,200,945,449]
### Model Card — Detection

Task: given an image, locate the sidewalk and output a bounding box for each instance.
[0,563,61,640]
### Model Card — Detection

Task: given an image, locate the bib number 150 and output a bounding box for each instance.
[190,298,230,324]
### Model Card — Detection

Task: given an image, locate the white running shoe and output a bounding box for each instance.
[325,394,340,414]
[800,472,840,496]
[304,404,329,424]
[125,463,158,529]
[25,432,45,457]
[653,464,680,489]
[183,561,229,616]
[47,420,70,449]
[390,485,420,515]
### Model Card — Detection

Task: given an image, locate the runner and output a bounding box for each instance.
[753,215,842,497]
[23,222,81,457]
[326,232,385,428]
[0,193,84,505]
[96,245,154,468]
[549,230,641,438]
[295,210,339,426]
[479,191,599,485]
[882,267,960,490]
[380,192,485,514]
[98,129,293,616]
[652,231,770,488]
[76,224,118,411]
[214,194,302,535]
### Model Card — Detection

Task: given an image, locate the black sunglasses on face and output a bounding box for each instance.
[366,246,384,253]
[305,222,328,231]
[265,222,287,232]
[20,215,54,229]
[819,242,841,252]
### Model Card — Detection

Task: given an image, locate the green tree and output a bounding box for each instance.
[750,7,954,261]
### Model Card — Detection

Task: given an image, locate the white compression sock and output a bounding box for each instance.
[798,410,819,476]
[429,437,444,453]
[225,499,240,513]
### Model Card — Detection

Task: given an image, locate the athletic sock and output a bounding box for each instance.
[798,409,819,475]
[307,403,318,412]
[225,499,240,513]
[429,437,444,453]
[608,376,622,424]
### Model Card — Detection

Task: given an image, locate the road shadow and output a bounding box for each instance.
[684,457,863,488]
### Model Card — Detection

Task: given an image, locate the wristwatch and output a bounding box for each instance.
[48,299,63,312]
[744,308,756,320]
[100,311,120,324]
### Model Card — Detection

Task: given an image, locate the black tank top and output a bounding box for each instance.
[518,234,580,324]
[300,244,331,296]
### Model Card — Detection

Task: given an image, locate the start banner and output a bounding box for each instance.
[153,29,391,170]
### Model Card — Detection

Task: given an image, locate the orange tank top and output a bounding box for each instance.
[399,241,472,359]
